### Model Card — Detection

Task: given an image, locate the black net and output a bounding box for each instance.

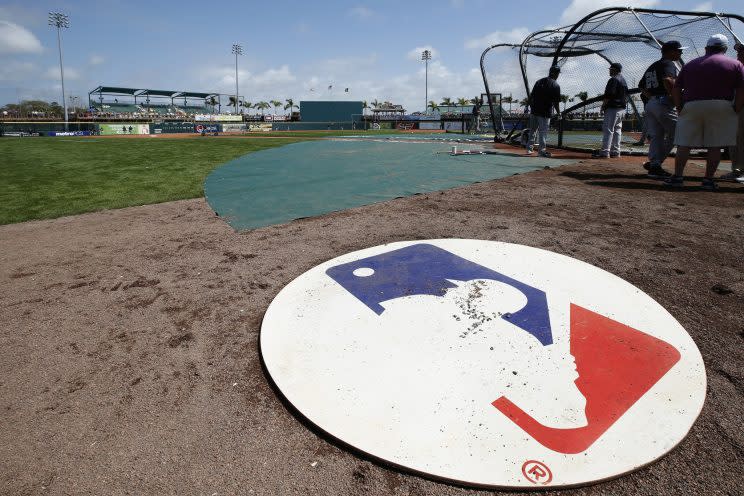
[481,8,744,152]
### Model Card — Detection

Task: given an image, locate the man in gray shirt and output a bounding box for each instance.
[639,41,684,178]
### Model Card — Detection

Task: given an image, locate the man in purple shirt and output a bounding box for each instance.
[722,42,744,183]
[666,34,744,190]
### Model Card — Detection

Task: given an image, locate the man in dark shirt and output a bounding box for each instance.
[527,66,561,157]
[594,62,628,158]
[639,41,684,178]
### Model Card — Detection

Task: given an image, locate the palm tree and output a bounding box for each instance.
[362,100,369,115]
[500,95,513,114]
[256,101,270,115]
[284,98,297,117]
[427,100,439,113]
[207,96,218,113]
[519,97,530,112]
[574,91,589,118]
[228,96,237,112]
[243,102,253,115]
[440,97,453,108]
[271,100,282,116]
[457,97,469,113]
[560,94,570,112]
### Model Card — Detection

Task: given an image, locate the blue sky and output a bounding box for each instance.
[0,0,741,112]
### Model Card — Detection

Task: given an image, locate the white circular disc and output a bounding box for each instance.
[261,240,706,489]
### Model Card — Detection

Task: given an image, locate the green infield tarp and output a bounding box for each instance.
[203,138,571,231]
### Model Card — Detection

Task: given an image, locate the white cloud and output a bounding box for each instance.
[0,20,42,54]
[465,27,531,50]
[407,45,439,61]
[692,2,713,11]
[348,6,375,19]
[559,0,659,25]
[251,65,297,86]
[43,66,81,81]
[89,54,105,66]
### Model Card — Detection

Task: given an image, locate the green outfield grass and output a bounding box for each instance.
[0,136,304,225]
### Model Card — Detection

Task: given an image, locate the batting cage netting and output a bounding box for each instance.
[480,7,744,153]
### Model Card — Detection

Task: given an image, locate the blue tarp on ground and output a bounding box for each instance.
[204,139,571,231]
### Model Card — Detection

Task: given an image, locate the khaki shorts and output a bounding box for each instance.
[674,99,738,148]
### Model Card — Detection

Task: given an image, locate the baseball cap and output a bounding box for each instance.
[609,62,622,71]
[661,40,687,51]
[706,34,729,48]
[549,65,561,74]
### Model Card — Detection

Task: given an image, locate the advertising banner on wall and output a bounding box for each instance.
[418,121,441,130]
[221,123,247,133]
[248,123,273,132]
[99,124,150,135]
[195,114,243,122]
[49,131,93,136]
[149,122,195,134]
[194,123,220,133]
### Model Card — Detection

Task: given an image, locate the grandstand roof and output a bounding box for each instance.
[89,86,218,99]
[139,89,177,97]
[90,86,141,95]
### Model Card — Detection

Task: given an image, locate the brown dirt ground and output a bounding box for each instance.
[0,154,742,496]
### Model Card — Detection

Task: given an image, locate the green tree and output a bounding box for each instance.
[427,100,439,113]
[456,97,469,113]
[284,98,298,116]
[440,97,452,107]
[560,94,570,112]
[206,96,218,113]
[256,101,270,115]
[270,100,282,115]
[574,91,589,118]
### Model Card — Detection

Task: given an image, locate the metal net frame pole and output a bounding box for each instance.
[480,43,520,141]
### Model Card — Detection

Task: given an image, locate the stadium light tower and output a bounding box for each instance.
[232,43,243,114]
[49,12,70,127]
[421,50,432,113]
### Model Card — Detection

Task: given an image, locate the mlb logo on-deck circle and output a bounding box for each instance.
[261,239,706,488]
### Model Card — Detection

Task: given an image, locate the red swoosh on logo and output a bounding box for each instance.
[493,304,681,454]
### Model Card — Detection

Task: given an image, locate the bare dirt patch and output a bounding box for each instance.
[0,158,742,495]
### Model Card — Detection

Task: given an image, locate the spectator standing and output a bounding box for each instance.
[527,66,561,157]
[638,40,685,178]
[721,41,744,183]
[665,34,744,190]
[471,98,482,133]
[594,62,628,158]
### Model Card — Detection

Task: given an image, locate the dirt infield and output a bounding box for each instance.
[1,158,742,495]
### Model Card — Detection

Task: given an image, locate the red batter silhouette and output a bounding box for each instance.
[493,304,681,454]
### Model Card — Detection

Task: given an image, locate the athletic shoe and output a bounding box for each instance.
[719,171,743,182]
[647,166,672,179]
[609,153,620,158]
[736,176,744,184]
[592,150,610,158]
[643,162,653,171]
[539,151,552,158]
[700,178,719,191]
[526,148,534,155]
[663,176,684,187]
